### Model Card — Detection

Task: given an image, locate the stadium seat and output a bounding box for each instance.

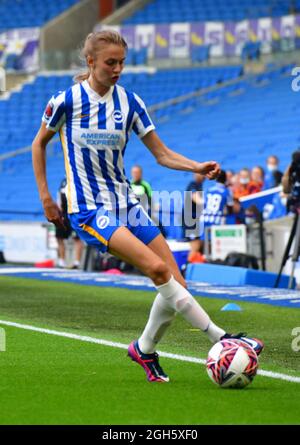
[1,64,299,225]
[191,46,210,64]
[122,0,295,24]
[241,41,262,62]
[0,0,81,30]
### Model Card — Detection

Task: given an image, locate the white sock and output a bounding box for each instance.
[157,276,225,343]
[205,320,226,343]
[138,293,176,354]
[58,258,65,267]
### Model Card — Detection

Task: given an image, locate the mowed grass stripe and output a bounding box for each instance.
[1,276,300,376]
[2,326,300,425]
[1,319,300,384]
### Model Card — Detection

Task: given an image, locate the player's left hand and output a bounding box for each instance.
[197,161,221,180]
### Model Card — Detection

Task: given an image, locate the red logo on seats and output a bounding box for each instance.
[45,103,53,118]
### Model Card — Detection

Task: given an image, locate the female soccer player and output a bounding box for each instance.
[32,31,263,382]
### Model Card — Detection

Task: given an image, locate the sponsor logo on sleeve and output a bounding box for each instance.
[44,102,53,119]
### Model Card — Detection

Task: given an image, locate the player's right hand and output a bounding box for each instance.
[43,197,66,230]
[197,161,221,180]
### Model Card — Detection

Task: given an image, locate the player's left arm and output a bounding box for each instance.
[142,130,220,180]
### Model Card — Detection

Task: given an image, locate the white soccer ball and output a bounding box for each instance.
[206,339,258,389]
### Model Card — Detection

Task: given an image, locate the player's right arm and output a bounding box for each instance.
[32,91,67,228]
[32,122,65,229]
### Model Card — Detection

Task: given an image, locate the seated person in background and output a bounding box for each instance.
[226,198,246,224]
[131,165,166,237]
[226,169,235,191]
[264,155,283,189]
[183,173,206,263]
[233,168,252,199]
[249,166,264,194]
[263,191,288,220]
[130,165,152,210]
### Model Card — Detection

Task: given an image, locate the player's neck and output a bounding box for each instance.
[87,76,110,98]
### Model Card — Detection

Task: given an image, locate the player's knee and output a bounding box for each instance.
[148,260,170,285]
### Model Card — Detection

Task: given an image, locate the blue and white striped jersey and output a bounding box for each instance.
[42,80,155,214]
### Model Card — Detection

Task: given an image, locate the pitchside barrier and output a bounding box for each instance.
[0,221,57,264]
[185,262,295,289]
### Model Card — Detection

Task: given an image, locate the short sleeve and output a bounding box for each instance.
[132,93,155,139]
[42,91,66,132]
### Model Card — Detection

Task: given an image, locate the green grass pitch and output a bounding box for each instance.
[0,275,300,425]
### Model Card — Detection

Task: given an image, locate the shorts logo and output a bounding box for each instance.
[96,215,110,229]
[112,110,125,124]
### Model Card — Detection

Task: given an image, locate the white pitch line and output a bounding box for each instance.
[0,319,300,384]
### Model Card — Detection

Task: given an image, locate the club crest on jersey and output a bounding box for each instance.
[96,215,110,229]
[44,103,53,119]
[111,110,125,124]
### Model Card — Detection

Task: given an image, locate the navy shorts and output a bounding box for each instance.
[69,204,161,253]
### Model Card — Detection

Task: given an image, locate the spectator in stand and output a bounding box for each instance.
[183,173,205,263]
[226,169,235,190]
[131,165,167,237]
[263,191,288,220]
[233,168,251,198]
[130,165,152,210]
[233,167,265,199]
[225,197,246,224]
[249,166,264,194]
[264,155,283,189]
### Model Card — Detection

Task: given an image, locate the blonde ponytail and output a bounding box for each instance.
[74,71,90,83]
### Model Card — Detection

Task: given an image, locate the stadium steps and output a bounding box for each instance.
[5,74,31,92]
[99,0,152,26]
